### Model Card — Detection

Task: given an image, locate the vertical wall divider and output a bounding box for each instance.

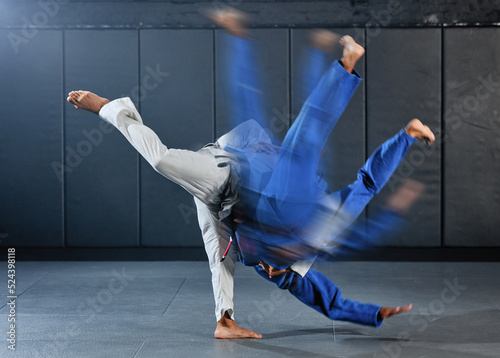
[137,28,142,248]
[62,29,67,248]
[288,28,293,128]
[363,26,368,163]
[363,26,369,223]
[212,29,217,142]
[440,26,446,248]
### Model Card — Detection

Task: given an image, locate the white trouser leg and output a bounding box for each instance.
[99,97,230,206]
[194,197,238,322]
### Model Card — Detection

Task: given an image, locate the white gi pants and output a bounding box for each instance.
[99,98,237,321]
[99,97,231,209]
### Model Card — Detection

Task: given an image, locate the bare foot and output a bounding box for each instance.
[378,304,412,320]
[205,7,249,38]
[67,90,110,114]
[214,312,262,339]
[310,29,340,53]
[405,118,435,145]
[339,35,365,73]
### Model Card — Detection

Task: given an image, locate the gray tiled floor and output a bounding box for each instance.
[0,261,499,357]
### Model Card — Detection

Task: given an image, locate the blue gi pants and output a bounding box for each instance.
[254,265,383,327]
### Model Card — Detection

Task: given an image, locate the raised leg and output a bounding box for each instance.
[292,121,434,255]
[259,37,364,229]
[67,91,231,208]
[334,119,435,222]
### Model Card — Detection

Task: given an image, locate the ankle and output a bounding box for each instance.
[339,59,354,74]
[97,98,110,113]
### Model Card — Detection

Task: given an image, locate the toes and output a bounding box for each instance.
[249,330,262,339]
[423,125,436,145]
[67,93,82,108]
[68,91,81,103]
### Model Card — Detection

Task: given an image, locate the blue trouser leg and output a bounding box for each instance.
[254,265,383,327]
[224,34,268,135]
[260,61,362,227]
[314,129,417,252]
[334,129,418,220]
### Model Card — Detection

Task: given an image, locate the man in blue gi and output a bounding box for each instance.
[191,9,432,338]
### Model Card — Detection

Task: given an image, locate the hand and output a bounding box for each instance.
[259,260,291,279]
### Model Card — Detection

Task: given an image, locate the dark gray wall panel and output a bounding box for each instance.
[291,29,365,192]
[444,28,500,246]
[215,29,289,142]
[140,30,214,247]
[367,28,441,247]
[64,30,139,247]
[0,30,63,247]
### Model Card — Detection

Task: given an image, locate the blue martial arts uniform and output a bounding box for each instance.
[220,35,417,327]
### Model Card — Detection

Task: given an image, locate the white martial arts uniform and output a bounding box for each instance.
[99,97,306,322]
[99,97,313,322]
